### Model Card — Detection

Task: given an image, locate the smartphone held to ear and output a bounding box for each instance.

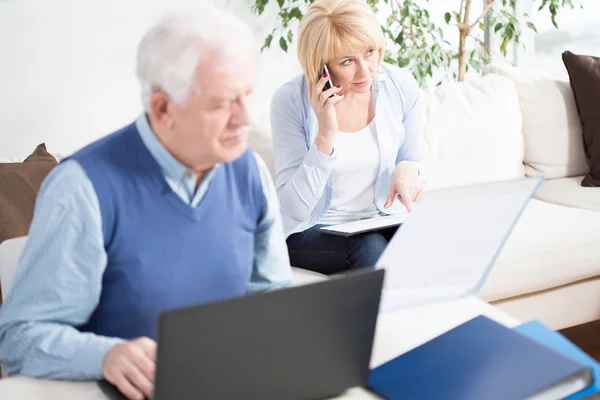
[321,64,334,92]
[320,64,335,99]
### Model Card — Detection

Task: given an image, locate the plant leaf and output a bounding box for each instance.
[279,37,288,52]
[526,22,538,33]
[261,34,273,52]
[289,7,303,20]
[500,35,510,56]
[551,14,558,29]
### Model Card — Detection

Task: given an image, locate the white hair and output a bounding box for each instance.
[136,6,255,112]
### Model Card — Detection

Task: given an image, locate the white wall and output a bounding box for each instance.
[532,0,600,67]
[0,0,302,160]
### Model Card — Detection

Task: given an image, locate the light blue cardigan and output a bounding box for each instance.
[270,63,428,237]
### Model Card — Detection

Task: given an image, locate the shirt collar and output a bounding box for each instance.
[135,114,198,182]
[373,70,388,92]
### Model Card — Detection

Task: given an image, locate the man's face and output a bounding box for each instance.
[164,51,256,169]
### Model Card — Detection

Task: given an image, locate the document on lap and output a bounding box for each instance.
[317,213,410,237]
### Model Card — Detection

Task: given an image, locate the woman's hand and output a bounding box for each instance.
[311,72,344,155]
[384,161,424,212]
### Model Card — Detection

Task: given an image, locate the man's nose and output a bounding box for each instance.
[232,95,252,126]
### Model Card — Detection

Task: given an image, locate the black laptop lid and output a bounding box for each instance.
[154,269,385,400]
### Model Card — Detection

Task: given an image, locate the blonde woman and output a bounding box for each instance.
[271,0,428,274]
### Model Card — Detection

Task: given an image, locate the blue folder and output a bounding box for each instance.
[515,320,600,399]
[368,315,593,400]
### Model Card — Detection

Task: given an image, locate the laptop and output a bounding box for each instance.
[98,268,385,400]
[156,268,384,400]
[375,176,544,312]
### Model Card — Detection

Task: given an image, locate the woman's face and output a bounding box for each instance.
[327,47,379,96]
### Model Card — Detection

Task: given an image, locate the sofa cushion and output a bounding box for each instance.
[535,176,600,212]
[479,199,600,302]
[0,144,56,305]
[562,51,600,187]
[483,64,588,180]
[421,74,524,189]
[0,144,56,246]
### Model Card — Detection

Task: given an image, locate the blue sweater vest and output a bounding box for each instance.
[70,123,264,339]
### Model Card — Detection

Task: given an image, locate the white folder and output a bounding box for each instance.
[375,176,544,312]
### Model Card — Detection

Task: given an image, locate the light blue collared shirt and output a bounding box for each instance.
[0,115,293,380]
[271,63,429,237]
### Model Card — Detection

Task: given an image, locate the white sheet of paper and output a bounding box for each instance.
[318,213,410,236]
[375,177,544,312]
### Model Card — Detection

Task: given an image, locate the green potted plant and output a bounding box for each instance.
[252,0,581,85]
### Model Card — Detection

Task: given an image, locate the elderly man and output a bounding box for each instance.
[0,6,292,400]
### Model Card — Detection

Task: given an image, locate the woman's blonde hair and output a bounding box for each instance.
[297,0,385,95]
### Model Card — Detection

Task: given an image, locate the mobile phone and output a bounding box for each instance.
[321,64,334,92]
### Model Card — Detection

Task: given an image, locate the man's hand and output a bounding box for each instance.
[384,161,424,212]
[103,337,157,400]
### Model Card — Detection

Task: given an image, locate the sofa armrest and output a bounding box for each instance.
[291,267,328,286]
[0,236,28,302]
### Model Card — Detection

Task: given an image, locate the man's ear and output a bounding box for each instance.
[149,92,174,129]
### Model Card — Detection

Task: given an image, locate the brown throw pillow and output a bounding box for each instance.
[0,144,57,303]
[562,51,600,187]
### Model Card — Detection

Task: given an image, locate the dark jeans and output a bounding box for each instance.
[286,224,398,275]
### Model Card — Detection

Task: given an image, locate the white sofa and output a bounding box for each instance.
[2,63,599,331]
[244,63,600,331]
[475,65,600,329]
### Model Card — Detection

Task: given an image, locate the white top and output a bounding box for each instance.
[319,121,380,225]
